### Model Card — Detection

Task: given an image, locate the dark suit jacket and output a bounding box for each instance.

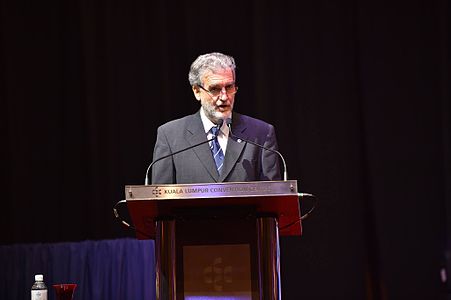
[151,111,281,184]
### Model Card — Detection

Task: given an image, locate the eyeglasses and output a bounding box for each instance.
[198,84,238,98]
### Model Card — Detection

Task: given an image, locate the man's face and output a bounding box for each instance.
[193,68,236,123]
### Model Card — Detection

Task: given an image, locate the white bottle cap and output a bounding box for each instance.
[34,274,44,281]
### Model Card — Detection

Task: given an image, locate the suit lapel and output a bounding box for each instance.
[185,112,220,182]
[219,113,248,182]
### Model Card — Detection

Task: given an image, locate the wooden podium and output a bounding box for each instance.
[126,180,302,300]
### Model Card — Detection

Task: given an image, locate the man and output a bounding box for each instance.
[151,52,281,184]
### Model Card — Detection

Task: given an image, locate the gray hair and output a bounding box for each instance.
[188,52,236,86]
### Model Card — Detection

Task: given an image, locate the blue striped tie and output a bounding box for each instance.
[210,126,224,174]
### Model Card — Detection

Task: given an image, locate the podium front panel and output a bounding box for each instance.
[175,212,259,300]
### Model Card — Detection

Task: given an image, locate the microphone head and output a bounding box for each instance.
[216,119,224,128]
[225,118,232,127]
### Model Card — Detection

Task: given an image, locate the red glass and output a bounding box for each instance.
[52,284,77,300]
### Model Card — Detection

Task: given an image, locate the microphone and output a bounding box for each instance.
[225,118,288,181]
[144,119,224,185]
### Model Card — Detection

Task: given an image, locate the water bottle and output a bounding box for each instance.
[31,274,48,300]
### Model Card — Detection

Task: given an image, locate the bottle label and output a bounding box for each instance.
[31,290,48,300]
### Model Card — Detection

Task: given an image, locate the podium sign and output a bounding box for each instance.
[126,180,302,238]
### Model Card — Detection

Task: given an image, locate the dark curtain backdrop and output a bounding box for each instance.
[1,0,449,299]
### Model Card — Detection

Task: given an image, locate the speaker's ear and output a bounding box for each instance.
[192,85,201,101]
